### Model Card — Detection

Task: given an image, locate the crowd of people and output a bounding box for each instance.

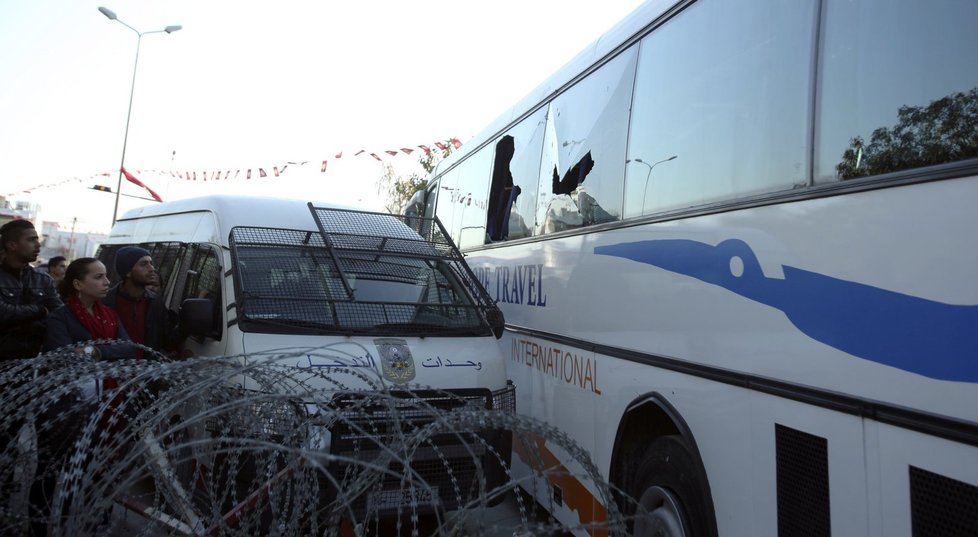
[0,218,180,535]
[0,219,178,361]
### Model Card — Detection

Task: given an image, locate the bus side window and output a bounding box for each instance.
[536,49,634,234]
[816,0,978,182]
[454,146,493,250]
[486,136,516,242]
[624,0,812,217]
[480,109,548,243]
[437,110,549,247]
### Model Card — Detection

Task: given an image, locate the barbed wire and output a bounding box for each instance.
[1,342,639,536]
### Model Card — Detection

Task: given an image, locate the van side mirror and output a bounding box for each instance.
[180,298,214,337]
[486,308,505,339]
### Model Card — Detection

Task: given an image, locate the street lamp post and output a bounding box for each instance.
[98,6,181,225]
[627,155,677,215]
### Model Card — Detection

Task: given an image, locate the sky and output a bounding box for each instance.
[0,0,647,233]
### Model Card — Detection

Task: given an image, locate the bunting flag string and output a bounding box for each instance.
[4,137,462,197]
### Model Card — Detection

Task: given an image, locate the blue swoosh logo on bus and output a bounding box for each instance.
[595,239,978,383]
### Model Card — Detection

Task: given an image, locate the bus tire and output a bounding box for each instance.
[626,434,714,537]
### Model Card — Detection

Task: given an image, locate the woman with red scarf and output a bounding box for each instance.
[35,258,135,534]
[43,257,133,359]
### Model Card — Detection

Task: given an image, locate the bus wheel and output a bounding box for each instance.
[627,435,713,537]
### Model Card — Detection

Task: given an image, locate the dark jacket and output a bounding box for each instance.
[0,263,63,360]
[42,305,135,361]
[103,285,179,354]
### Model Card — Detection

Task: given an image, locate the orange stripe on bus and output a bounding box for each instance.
[513,433,609,537]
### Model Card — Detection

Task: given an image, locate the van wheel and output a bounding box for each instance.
[626,435,715,537]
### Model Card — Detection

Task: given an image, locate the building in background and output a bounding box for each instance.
[2,195,106,262]
[0,196,37,228]
[40,221,107,262]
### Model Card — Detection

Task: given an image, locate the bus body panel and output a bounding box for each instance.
[469,176,978,420]
[405,0,978,530]
[470,174,978,533]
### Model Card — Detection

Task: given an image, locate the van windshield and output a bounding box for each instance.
[229,210,498,337]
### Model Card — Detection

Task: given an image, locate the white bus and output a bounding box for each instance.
[419,0,978,535]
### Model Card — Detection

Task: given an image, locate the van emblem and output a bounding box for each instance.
[375,338,416,384]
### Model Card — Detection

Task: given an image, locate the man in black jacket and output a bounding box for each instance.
[0,220,62,361]
[103,246,179,357]
[1,220,65,536]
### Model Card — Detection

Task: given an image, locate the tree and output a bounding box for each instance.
[378,163,427,215]
[378,139,456,214]
[837,87,978,179]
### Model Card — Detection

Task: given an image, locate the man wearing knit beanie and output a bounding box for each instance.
[103,246,180,356]
[114,246,152,282]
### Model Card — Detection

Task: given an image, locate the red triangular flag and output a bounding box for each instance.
[385,150,399,157]
[434,142,448,151]
[400,147,414,155]
[321,160,328,173]
[450,138,462,148]
[370,153,382,161]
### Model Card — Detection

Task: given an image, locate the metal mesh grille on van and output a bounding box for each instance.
[228,211,501,337]
[306,205,495,310]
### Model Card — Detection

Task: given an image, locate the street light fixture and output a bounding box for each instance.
[627,155,677,215]
[90,184,161,202]
[98,6,181,225]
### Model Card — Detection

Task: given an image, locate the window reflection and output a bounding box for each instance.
[625,156,677,216]
[817,0,978,181]
[625,0,814,217]
[434,167,460,242]
[455,147,492,250]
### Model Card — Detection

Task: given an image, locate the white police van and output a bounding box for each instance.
[98,195,513,524]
